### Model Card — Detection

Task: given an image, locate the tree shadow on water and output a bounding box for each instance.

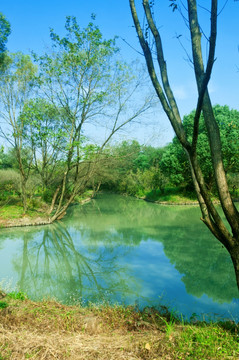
[12,221,143,305]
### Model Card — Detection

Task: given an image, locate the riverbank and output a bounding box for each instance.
[0,292,238,360]
[0,197,92,229]
[0,191,237,229]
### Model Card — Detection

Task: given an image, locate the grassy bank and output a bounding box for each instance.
[142,187,209,205]
[0,292,238,359]
[0,204,50,228]
[145,192,199,205]
[0,190,200,229]
[0,191,93,228]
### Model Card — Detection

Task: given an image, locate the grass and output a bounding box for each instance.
[155,193,197,203]
[0,204,48,230]
[0,204,41,219]
[0,190,94,225]
[0,292,238,359]
[144,188,198,204]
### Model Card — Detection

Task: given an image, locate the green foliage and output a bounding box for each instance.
[20,98,69,188]
[0,301,8,309]
[161,105,239,192]
[227,173,239,196]
[4,147,32,171]
[36,16,119,116]
[100,140,167,196]
[160,140,189,187]
[21,98,66,147]
[0,169,21,199]
[0,52,37,212]
[99,107,239,198]
[176,323,239,359]
[42,187,58,203]
[0,168,42,207]
[0,13,11,52]
[214,105,239,173]
[0,52,37,90]
[0,16,154,218]
[0,146,12,169]
[7,291,27,300]
[118,167,166,197]
[26,17,145,216]
[0,12,10,66]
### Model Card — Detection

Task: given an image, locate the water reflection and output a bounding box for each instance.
[8,222,142,304]
[66,194,238,304]
[0,194,238,318]
[160,225,238,303]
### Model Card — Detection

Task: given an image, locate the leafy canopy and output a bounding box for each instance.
[0,12,11,54]
[160,105,239,189]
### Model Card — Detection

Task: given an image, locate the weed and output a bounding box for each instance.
[0,298,238,359]
[158,313,175,336]
[7,291,27,301]
[0,301,8,309]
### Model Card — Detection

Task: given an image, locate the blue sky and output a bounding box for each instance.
[1,0,239,146]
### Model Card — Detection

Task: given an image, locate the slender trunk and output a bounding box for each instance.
[202,94,239,237]
[230,244,239,290]
[19,238,28,288]
[50,191,76,222]
[92,180,101,197]
[129,0,239,290]
[95,181,101,195]
[20,175,27,215]
[187,0,239,236]
[47,185,61,215]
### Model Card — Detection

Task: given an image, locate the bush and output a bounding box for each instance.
[0,169,42,205]
[0,169,21,198]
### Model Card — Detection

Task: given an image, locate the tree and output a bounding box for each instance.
[0,52,37,213]
[0,13,11,64]
[99,141,166,196]
[0,146,12,169]
[129,0,239,289]
[20,98,68,193]
[34,17,153,221]
[161,105,239,191]
[160,140,189,188]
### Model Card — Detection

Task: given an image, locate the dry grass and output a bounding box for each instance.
[0,329,168,360]
[0,296,238,360]
[0,299,169,360]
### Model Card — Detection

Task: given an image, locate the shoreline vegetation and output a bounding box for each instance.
[0,196,92,229]
[0,196,199,229]
[0,291,238,359]
[0,190,235,229]
[1,194,239,358]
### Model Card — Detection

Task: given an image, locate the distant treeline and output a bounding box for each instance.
[1,105,239,208]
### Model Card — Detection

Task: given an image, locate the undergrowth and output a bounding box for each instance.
[0,292,238,359]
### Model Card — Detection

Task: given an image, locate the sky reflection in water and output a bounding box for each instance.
[0,194,238,321]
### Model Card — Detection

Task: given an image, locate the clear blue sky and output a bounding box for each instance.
[1,0,239,146]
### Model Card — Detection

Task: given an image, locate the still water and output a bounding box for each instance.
[0,194,238,320]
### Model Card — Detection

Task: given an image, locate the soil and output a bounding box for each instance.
[0,216,51,228]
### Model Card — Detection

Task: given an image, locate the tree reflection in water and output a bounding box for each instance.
[13,221,142,304]
[0,194,238,317]
[67,194,238,304]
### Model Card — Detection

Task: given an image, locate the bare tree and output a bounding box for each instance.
[129,0,239,289]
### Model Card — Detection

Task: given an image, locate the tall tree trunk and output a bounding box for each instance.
[20,174,27,215]
[129,0,239,290]
[47,186,61,216]
[230,244,239,290]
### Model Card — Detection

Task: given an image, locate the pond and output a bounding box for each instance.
[0,193,238,321]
